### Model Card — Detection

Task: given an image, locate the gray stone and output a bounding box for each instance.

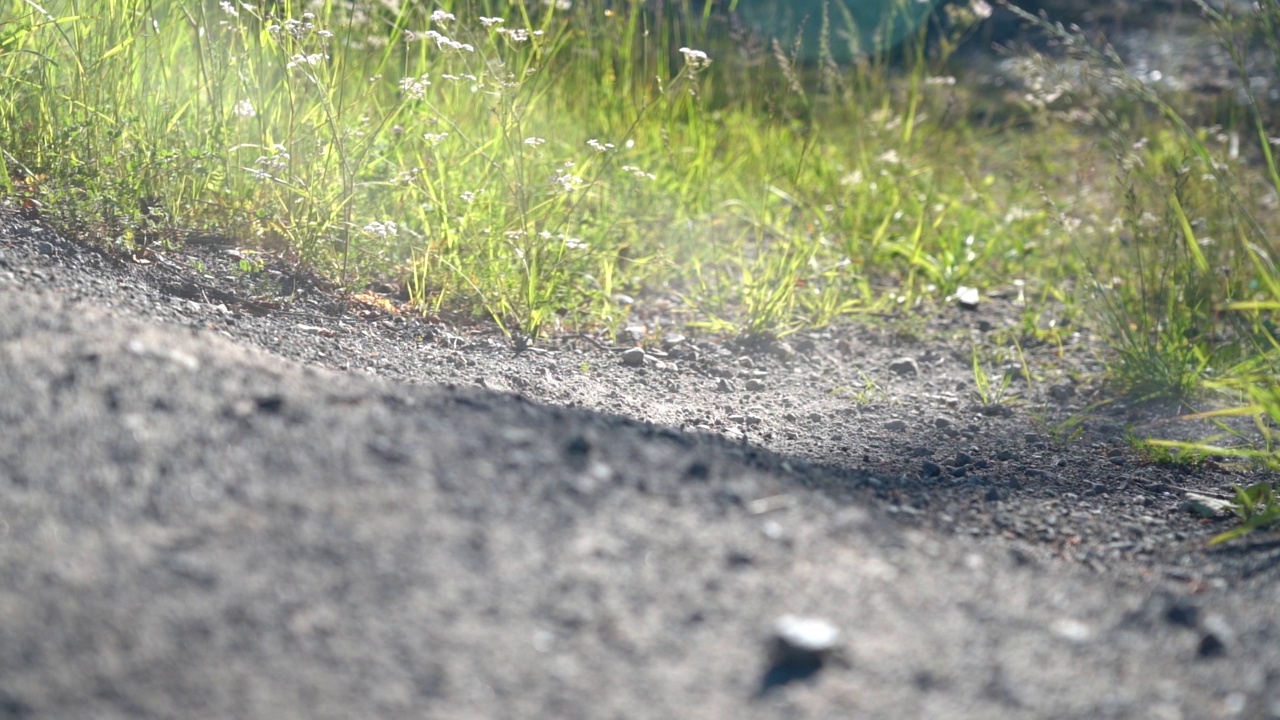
[888,357,919,376]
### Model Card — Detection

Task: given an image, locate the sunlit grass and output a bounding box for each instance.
[0,0,1065,338]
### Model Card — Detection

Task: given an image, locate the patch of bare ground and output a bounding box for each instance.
[2,213,1279,718]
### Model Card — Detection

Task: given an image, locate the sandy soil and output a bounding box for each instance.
[2,213,1279,719]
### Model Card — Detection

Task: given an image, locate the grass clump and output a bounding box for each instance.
[997,0,1280,540]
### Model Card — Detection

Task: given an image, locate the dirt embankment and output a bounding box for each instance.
[2,216,1279,718]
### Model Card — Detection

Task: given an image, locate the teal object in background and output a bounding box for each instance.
[729,0,950,61]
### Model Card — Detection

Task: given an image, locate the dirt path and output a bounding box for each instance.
[2,215,1279,718]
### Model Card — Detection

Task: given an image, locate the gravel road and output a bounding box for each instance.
[2,214,1280,718]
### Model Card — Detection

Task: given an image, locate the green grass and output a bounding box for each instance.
[0,0,1060,339]
[2,0,1280,538]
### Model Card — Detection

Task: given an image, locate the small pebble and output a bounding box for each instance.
[716,377,736,393]
[884,419,907,431]
[955,285,980,309]
[888,357,919,376]
[745,379,766,392]
[771,615,841,656]
[1198,614,1236,658]
[921,460,942,477]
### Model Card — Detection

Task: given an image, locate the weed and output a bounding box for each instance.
[831,371,888,405]
[971,346,1014,406]
[1210,481,1280,546]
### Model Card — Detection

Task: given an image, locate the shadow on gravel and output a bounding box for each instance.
[5,217,1280,718]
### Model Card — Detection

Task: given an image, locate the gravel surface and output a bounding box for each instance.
[2,211,1280,718]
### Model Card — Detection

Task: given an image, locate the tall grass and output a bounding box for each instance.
[996,0,1280,538]
[1,0,1056,337]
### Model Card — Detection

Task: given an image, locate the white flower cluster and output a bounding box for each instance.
[678,47,711,69]
[587,139,614,153]
[620,165,655,181]
[410,29,475,52]
[398,73,431,99]
[495,27,543,43]
[269,13,316,39]
[286,52,327,69]
[553,165,583,193]
[362,221,398,238]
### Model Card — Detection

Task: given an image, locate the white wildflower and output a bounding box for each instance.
[286,52,327,69]
[971,0,993,19]
[678,47,711,69]
[587,139,614,153]
[219,1,238,17]
[398,74,431,99]
[620,165,655,181]
[362,221,398,238]
[423,132,449,145]
[392,168,422,184]
[479,16,504,27]
[430,10,456,24]
[553,167,583,193]
[233,98,256,118]
[421,29,473,52]
[524,137,546,147]
[281,16,314,39]
[563,236,588,251]
[496,27,531,43]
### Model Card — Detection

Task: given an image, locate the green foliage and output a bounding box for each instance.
[1211,482,1280,546]
[0,0,1048,338]
[997,0,1280,541]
